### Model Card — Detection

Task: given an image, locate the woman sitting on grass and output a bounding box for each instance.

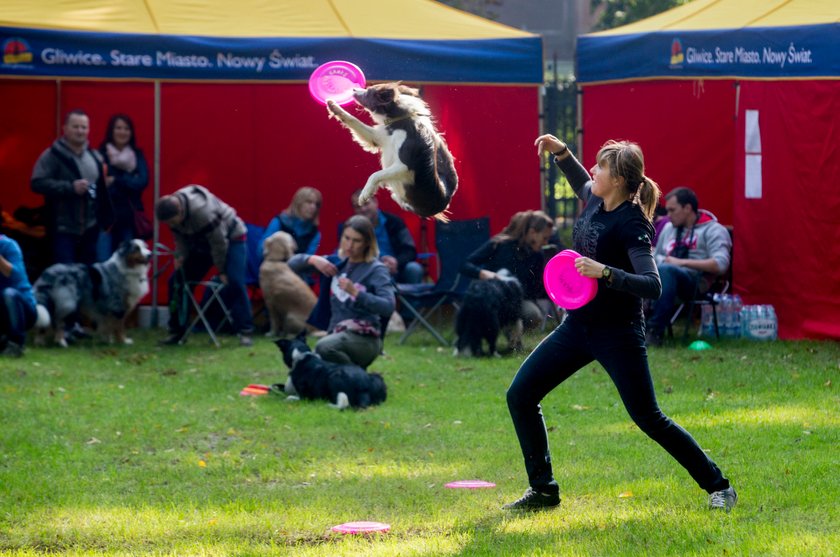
[503,135,737,512]
[288,215,395,369]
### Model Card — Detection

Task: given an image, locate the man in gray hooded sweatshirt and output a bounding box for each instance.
[647,187,731,345]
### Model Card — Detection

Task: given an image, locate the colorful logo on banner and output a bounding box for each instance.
[2,37,33,65]
[669,38,684,67]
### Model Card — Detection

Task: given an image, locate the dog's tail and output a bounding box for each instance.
[35,304,51,329]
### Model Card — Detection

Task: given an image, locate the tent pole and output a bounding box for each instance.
[151,80,162,327]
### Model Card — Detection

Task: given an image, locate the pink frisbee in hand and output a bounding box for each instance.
[543,249,598,309]
[331,521,390,535]
[308,60,366,105]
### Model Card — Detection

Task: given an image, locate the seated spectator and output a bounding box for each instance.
[289,215,395,368]
[0,234,37,357]
[345,190,423,285]
[646,187,731,346]
[97,113,150,260]
[461,210,555,330]
[156,185,254,347]
[259,186,322,260]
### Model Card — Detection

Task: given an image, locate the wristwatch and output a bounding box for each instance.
[601,266,612,280]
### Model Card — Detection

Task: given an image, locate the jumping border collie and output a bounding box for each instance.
[327,82,458,220]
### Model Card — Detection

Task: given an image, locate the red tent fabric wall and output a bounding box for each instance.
[1,79,540,299]
[734,80,840,339]
[581,80,736,225]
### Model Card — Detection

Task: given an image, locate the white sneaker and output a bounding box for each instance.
[708,486,738,512]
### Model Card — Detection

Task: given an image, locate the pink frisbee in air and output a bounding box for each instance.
[308,60,366,105]
[331,521,390,535]
[543,249,598,309]
[445,480,496,489]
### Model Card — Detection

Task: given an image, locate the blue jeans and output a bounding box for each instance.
[506,315,730,494]
[1,288,36,345]
[648,264,699,333]
[96,225,134,262]
[167,240,253,335]
[52,228,99,265]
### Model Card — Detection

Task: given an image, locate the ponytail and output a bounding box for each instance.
[636,175,661,221]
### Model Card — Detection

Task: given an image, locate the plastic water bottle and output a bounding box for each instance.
[730,295,743,338]
[700,304,715,337]
[719,295,732,337]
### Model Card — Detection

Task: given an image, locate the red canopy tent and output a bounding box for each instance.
[1,0,543,309]
[576,0,840,340]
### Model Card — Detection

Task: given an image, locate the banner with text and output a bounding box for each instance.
[0,26,542,84]
[577,23,839,83]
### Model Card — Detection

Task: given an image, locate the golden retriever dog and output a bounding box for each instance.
[259,231,317,337]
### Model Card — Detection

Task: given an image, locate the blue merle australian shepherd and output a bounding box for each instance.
[33,239,151,346]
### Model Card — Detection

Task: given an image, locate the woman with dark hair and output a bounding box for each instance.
[287,215,395,368]
[461,209,555,330]
[97,113,149,259]
[502,135,736,513]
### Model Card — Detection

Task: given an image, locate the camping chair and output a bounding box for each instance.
[667,226,734,340]
[155,243,234,347]
[397,217,490,346]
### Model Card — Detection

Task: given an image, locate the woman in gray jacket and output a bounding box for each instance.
[289,215,395,368]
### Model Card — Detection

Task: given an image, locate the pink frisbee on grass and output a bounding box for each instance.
[308,60,366,106]
[445,480,496,489]
[543,249,598,310]
[331,521,390,535]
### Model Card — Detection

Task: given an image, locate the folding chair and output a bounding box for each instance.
[397,217,490,345]
[155,243,234,347]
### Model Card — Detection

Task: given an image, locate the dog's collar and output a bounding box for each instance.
[385,114,412,125]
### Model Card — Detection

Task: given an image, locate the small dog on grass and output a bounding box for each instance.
[274,334,387,410]
[259,231,317,337]
[327,82,458,220]
[454,269,525,357]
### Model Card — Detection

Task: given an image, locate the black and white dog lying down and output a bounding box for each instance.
[274,334,387,410]
[455,269,525,357]
[33,239,151,347]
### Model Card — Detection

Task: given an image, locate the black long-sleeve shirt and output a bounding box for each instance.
[558,153,661,324]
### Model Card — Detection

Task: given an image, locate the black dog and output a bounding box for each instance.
[274,335,387,410]
[455,270,525,357]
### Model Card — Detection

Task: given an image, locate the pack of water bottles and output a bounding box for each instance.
[699,295,777,340]
[740,304,778,340]
[700,294,743,338]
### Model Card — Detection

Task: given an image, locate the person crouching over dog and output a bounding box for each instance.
[461,210,556,331]
[156,185,254,347]
[288,215,395,368]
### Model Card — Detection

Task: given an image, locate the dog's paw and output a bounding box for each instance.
[330,392,350,410]
[326,100,344,119]
[358,183,378,204]
[57,337,69,349]
[122,337,134,345]
[285,395,301,402]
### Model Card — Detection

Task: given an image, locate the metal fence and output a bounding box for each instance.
[541,74,579,235]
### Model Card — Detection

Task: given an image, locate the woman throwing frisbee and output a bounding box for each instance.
[503,135,737,512]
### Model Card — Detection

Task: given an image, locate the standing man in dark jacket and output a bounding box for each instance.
[156,185,254,347]
[31,109,106,265]
[345,190,423,284]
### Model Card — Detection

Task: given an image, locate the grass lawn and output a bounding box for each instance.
[0,328,837,556]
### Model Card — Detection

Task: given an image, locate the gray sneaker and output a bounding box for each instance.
[239,335,253,347]
[708,486,738,511]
